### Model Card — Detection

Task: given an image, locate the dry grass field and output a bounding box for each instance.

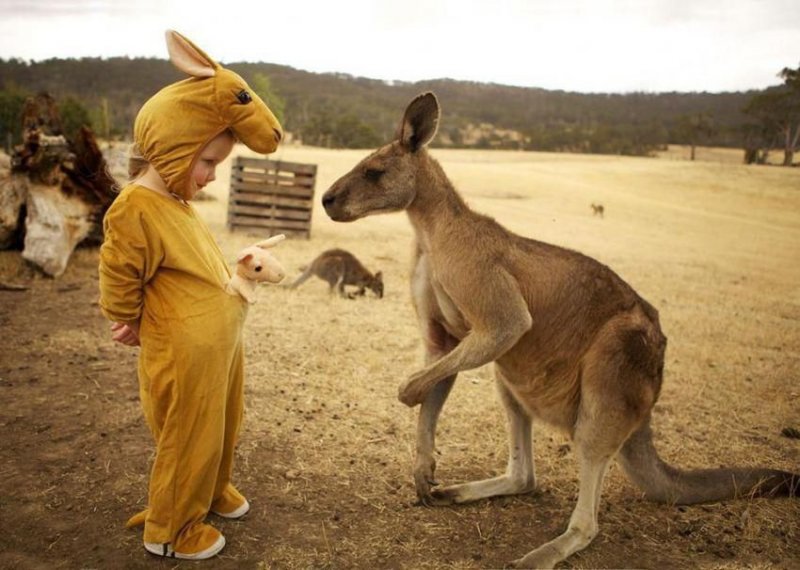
[1,143,799,569]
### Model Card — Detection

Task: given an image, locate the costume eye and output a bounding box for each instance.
[236,89,252,104]
[255,266,262,272]
[365,168,384,182]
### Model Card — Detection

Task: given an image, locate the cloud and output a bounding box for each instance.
[0,0,797,92]
[0,0,156,17]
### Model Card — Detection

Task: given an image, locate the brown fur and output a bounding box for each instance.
[322,92,799,568]
[290,248,383,299]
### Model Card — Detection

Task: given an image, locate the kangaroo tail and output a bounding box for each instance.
[618,418,799,505]
[289,266,312,289]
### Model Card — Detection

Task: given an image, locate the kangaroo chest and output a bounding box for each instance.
[431,279,471,339]
[412,251,470,340]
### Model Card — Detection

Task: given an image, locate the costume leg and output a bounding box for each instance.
[211,339,248,515]
[137,314,237,552]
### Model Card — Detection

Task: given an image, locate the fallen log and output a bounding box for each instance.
[0,93,117,276]
[22,183,94,276]
[0,169,27,249]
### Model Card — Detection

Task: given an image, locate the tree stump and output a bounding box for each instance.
[22,183,94,277]
[0,171,27,249]
[1,93,117,276]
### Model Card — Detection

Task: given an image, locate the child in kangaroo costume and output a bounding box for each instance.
[98,30,283,560]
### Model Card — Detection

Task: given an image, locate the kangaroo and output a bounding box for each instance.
[290,248,383,299]
[591,202,605,217]
[321,92,799,569]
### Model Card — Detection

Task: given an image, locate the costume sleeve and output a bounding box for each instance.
[98,199,163,323]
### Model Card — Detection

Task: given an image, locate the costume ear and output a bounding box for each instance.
[398,92,439,151]
[165,30,217,78]
[255,234,286,249]
[237,252,253,264]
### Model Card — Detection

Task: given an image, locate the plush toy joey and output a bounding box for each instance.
[226,234,287,303]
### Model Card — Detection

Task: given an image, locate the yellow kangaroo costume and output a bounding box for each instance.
[98,31,282,557]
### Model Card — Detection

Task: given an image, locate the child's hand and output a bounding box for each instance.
[111,321,140,347]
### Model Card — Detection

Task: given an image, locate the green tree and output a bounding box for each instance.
[448,127,464,147]
[59,96,93,142]
[674,114,715,161]
[300,109,381,149]
[740,120,775,164]
[744,62,800,166]
[331,114,381,148]
[0,85,29,150]
[777,63,800,165]
[250,72,286,126]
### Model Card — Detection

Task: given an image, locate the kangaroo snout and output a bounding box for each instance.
[322,187,352,221]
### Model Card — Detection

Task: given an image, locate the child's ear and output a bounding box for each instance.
[165,30,217,78]
[237,252,253,264]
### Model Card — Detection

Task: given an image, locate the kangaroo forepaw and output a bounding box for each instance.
[398,378,426,407]
[413,458,439,503]
[415,487,458,507]
[413,468,460,506]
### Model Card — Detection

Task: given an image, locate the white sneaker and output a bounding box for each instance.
[144,534,226,560]
[212,498,250,519]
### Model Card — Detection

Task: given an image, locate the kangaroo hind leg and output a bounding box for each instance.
[510,326,659,568]
[511,431,614,569]
[431,370,535,505]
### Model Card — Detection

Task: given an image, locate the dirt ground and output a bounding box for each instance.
[1,145,799,569]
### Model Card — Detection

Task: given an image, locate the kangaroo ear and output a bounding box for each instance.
[255,234,286,249]
[375,271,383,281]
[399,92,439,152]
[165,30,217,78]
[237,252,253,264]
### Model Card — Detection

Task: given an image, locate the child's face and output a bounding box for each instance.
[190,131,235,199]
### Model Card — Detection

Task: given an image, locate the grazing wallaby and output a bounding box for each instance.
[290,248,383,299]
[321,92,799,569]
[591,202,605,217]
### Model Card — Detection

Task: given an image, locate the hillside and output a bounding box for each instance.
[1,56,759,153]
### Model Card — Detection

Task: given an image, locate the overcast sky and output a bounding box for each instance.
[1,0,798,93]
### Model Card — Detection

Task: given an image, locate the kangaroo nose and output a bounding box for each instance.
[273,128,282,143]
[322,193,335,208]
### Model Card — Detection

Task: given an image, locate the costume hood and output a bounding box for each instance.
[134,30,283,199]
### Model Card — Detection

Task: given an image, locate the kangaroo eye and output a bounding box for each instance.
[365,168,384,182]
[255,266,262,272]
[236,89,252,104]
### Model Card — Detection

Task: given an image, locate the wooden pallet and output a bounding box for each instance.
[227,156,317,239]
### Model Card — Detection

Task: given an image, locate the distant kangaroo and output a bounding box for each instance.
[321,92,798,569]
[290,248,383,299]
[591,202,605,217]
